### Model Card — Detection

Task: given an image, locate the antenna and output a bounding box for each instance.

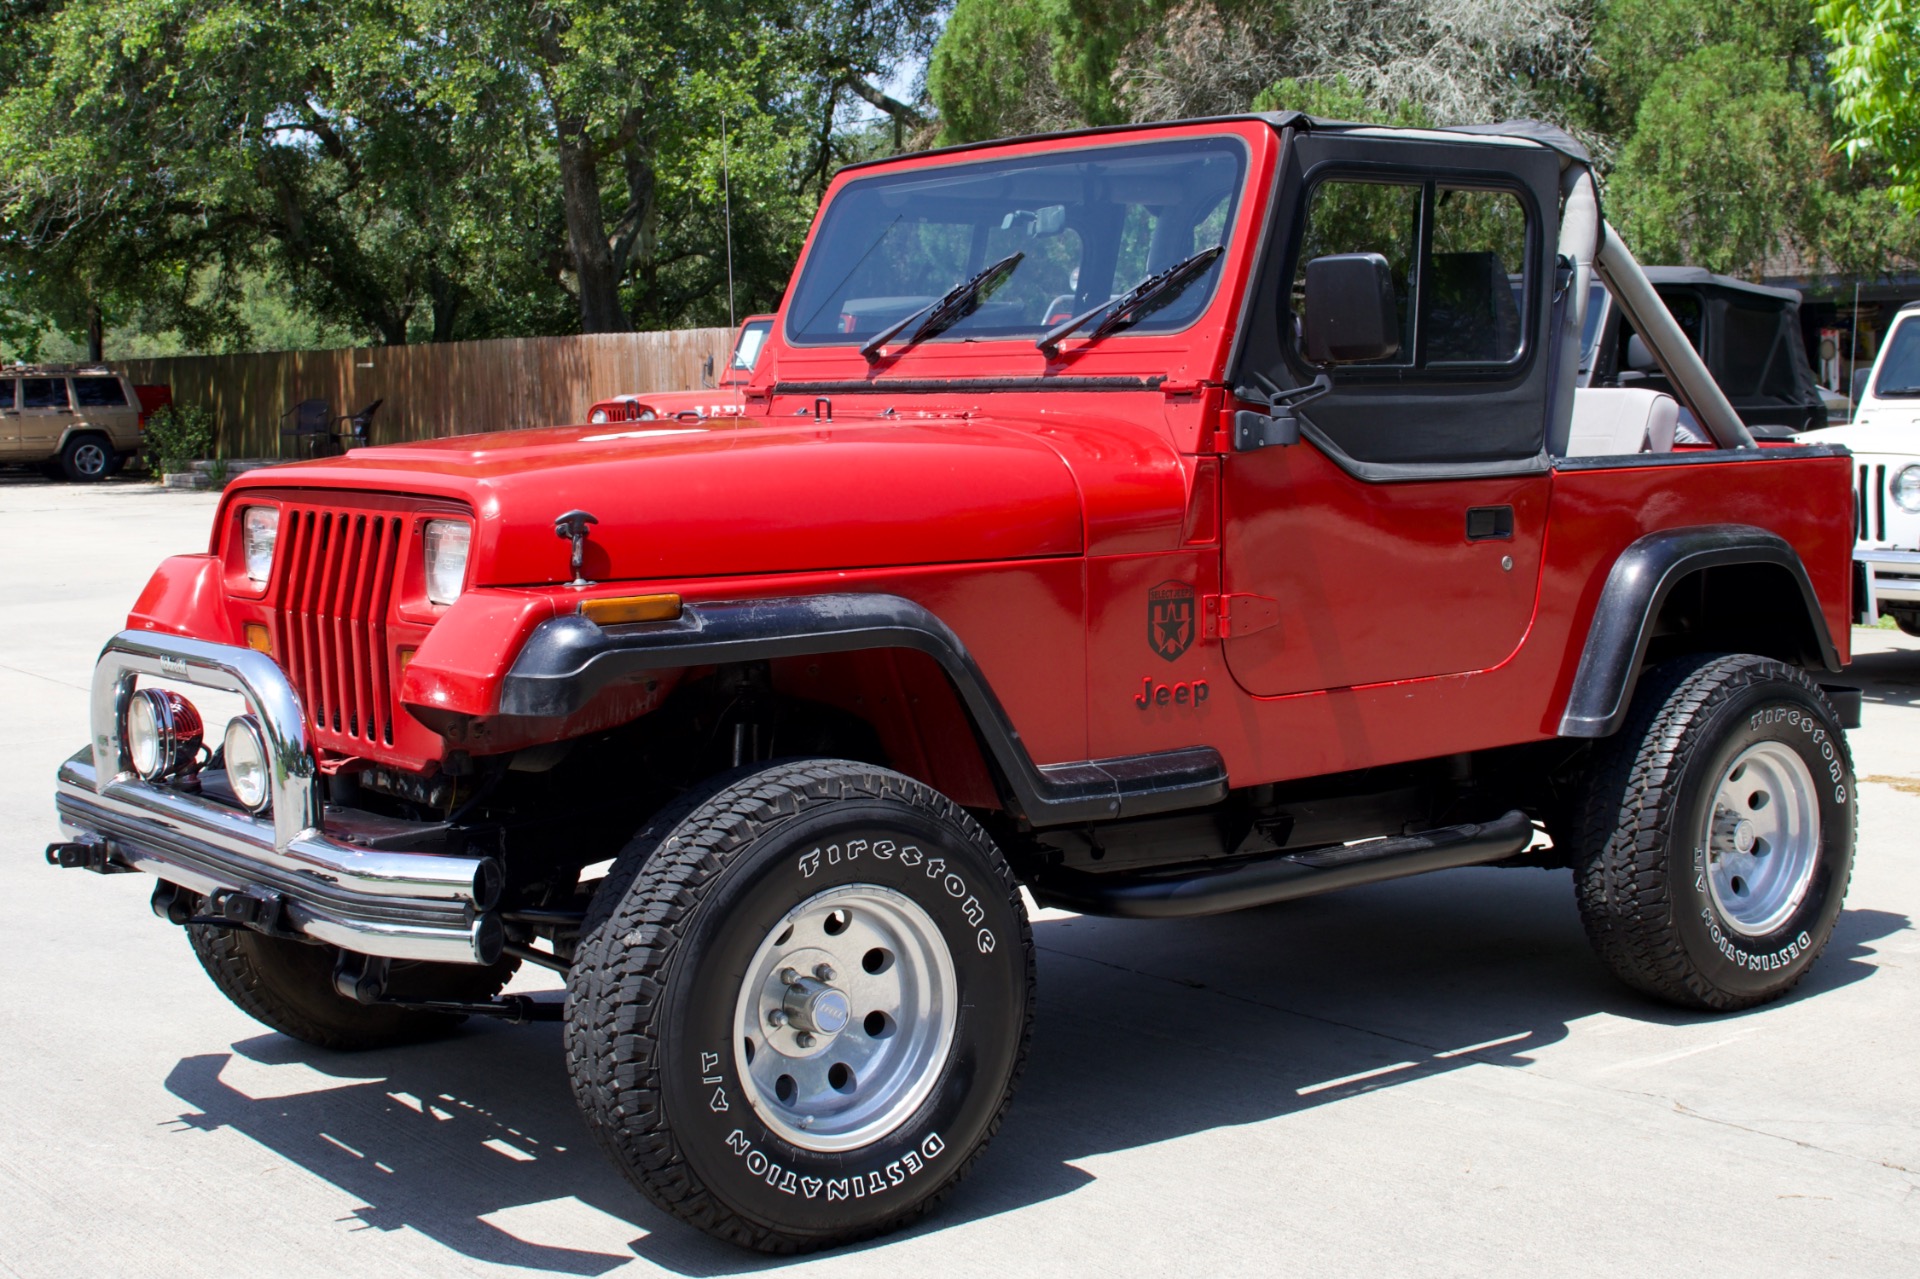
[722,111,736,332]
[1847,278,1861,418]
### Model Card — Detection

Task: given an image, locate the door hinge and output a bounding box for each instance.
[1203,593,1280,639]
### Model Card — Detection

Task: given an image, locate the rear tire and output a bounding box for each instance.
[187,925,519,1051]
[59,434,113,482]
[565,759,1035,1253]
[1893,613,1920,638]
[1569,653,1855,1010]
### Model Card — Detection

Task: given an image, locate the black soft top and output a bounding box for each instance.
[1643,266,1802,305]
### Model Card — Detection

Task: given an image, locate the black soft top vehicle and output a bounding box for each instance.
[1582,266,1825,438]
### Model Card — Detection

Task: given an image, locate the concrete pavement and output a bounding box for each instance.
[1,473,1915,1277]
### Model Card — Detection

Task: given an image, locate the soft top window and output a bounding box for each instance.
[1289,177,1531,371]
[787,137,1248,346]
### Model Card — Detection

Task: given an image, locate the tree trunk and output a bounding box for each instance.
[557,131,628,332]
[86,301,104,362]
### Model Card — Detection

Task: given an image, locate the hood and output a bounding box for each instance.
[1804,417,1920,459]
[225,416,1085,586]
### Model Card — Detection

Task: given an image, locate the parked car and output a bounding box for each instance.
[586,314,775,425]
[1800,299,1920,630]
[0,364,145,480]
[1582,267,1827,438]
[51,115,1859,1253]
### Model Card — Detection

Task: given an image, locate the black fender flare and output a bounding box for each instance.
[1558,525,1841,738]
[496,592,1226,827]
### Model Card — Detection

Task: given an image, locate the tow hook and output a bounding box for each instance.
[332,951,562,1023]
[45,837,131,875]
[148,879,296,936]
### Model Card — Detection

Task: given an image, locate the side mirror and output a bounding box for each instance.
[1302,253,1400,364]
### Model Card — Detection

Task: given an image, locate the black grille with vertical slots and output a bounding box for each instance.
[1858,463,1888,542]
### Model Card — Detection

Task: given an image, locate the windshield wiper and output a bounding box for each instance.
[1036,244,1224,359]
[861,251,1026,363]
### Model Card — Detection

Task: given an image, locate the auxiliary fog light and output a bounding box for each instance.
[126,688,204,780]
[223,715,272,812]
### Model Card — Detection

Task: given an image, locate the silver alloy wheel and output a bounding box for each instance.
[71,440,109,476]
[1704,741,1821,937]
[733,883,956,1153]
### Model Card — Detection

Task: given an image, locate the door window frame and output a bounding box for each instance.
[1283,169,1541,379]
[1226,131,1563,482]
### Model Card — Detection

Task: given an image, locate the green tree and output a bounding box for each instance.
[0,0,939,351]
[1818,0,1920,209]
[1607,45,1832,274]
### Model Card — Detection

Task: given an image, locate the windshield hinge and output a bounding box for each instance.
[1203,593,1280,640]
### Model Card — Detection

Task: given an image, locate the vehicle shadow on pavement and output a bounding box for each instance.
[160,867,1907,1277]
[1848,644,1920,710]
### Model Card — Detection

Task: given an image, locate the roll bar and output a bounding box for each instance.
[1593,220,1756,450]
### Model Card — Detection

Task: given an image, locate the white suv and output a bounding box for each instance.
[1804,301,1920,631]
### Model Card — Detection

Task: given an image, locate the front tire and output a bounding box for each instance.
[1570,653,1855,1010]
[565,759,1035,1253]
[187,925,520,1050]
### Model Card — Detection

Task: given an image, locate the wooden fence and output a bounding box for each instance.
[111,328,735,458]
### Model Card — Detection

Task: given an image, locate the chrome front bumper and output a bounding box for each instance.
[1856,547,1920,618]
[52,630,502,964]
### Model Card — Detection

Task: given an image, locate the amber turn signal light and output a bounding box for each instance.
[580,593,682,625]
[243,623,273,654]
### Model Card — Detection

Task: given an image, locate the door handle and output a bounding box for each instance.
[1466,506,1514,542]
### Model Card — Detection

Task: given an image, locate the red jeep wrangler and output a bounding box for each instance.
[51,115,1860,1252]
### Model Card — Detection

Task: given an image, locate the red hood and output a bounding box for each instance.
[221,416,1085,585]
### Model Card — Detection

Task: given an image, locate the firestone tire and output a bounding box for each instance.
[564,759,1035,1254]
[1571,653,1855,1011]
[58,434,113,482]
[186,924,520,1051]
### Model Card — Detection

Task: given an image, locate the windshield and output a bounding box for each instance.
[729,320,771,376]
[786,136,1248,347]
[1874,316,1920,398]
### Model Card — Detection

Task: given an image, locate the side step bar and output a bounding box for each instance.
[1031,810,1536,920]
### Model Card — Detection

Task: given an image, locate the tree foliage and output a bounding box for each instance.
[929,0,1919,282]
[1606,45,1831,273]
[0,0,939,353]
[1819,0,1920,210]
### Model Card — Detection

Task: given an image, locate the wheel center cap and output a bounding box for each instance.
[1732,819,1757,854]
[784,976,850,1037]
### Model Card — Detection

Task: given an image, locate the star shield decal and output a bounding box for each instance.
[1147,580,1196,662]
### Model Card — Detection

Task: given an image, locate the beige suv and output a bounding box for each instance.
[0,366,144,481]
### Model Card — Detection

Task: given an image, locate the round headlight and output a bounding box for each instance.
[637,408,656,421]
[1894,465,1920,513]
[224,715,271,811]
[126,688,203,780]
[589,408,610,424]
